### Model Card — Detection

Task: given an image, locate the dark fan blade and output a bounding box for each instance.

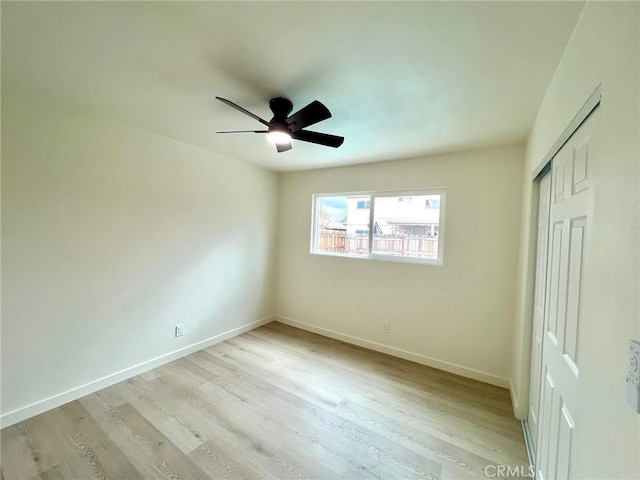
[216,130,268,134]
[285,100,331,132]
[216,97,269,126]
[276,142,292,153]
[292,130,344,148]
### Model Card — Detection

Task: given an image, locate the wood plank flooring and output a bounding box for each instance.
[1,322,528,479]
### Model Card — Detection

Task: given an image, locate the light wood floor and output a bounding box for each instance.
[1,322,528,479]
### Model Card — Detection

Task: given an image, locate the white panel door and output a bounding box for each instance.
[528,171,552,448]
[535,112,595,480]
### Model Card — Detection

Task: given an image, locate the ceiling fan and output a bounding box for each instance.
[215,96,344,153]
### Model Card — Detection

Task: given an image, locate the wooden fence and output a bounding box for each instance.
[316,230,346,253]
[317,230,438,259]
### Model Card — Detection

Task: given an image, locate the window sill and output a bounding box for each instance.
[310,251,444,266]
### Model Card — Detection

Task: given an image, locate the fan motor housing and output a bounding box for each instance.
[269,97,293,122]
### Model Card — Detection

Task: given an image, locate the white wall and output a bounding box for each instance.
[511,2,640,478]
[1,89,278,426]
[276,145,524,387]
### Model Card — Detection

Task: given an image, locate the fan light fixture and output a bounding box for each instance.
[267,130,291,145]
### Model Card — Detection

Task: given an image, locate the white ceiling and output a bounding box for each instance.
[2,1,584,172]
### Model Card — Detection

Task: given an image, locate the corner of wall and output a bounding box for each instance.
[0,316,276,429]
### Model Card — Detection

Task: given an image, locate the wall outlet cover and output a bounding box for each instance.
[175,324,185,337]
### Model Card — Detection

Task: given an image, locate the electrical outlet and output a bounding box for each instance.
[626,340,640,412]
[175,324,184,337]
[382,323,389,334]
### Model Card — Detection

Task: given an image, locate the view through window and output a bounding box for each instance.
[312,189,445,264]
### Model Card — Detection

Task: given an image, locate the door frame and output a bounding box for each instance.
[530,85,601,181]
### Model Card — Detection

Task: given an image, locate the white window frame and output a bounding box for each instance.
[310,188,446,266]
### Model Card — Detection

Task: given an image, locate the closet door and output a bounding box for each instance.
[535,111,595,480]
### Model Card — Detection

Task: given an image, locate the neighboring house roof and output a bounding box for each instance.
[323,220,347,231]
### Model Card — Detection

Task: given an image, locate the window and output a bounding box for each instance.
[311,188,446,265]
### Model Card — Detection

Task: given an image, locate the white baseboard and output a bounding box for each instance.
[274,315,510,389]
[0,316,274,428]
